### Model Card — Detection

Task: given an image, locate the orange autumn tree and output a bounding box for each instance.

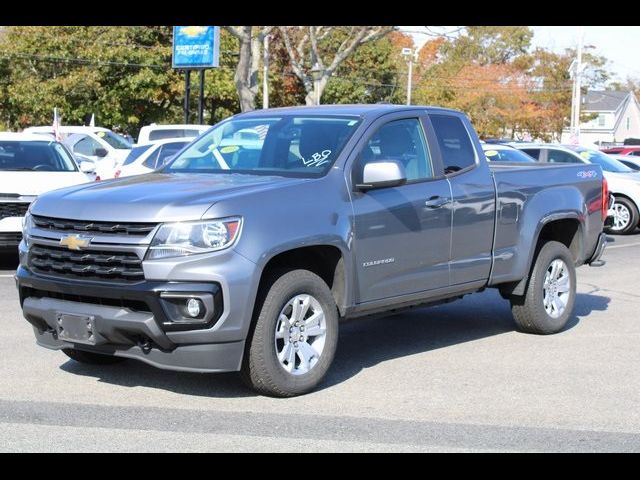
[446,63,552,139]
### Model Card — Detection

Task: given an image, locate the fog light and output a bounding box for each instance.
[186,298,202,318]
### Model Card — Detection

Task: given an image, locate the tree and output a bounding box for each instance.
[322,31,414,105]
[440,26,533,66]
[223,26,272,112]
[279,26,395,105]
[0,26,241,135]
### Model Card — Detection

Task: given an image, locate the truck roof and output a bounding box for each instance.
[236,104,463,118]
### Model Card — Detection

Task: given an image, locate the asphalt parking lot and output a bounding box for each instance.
[1,235,639,452]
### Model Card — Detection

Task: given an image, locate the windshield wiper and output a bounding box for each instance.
[2,168,35,171]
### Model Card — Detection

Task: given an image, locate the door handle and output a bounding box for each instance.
[424,196,450,209]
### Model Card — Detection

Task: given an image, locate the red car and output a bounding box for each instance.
[601,146,640,156]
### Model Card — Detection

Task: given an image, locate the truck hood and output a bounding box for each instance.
[0,171,92,197]
[31,173,312,222]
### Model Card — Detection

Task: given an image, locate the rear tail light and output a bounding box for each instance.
[95,176,101,182]
[602,177,609,221]
[114,170,121,178]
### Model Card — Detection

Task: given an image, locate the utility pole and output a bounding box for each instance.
[570,27,585,143]
[263,34,270,109]
[402,47,421,105]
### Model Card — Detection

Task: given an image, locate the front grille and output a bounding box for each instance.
[0,232,22,246]
[29,245,144,283]
[21,286,151,312]
[0,202,30,219]
[32,215,157,236]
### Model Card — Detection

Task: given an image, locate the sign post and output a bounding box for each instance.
[172,26,220,125]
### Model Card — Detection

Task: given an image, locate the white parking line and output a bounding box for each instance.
[0,274,15,278]
[607,241,640,250]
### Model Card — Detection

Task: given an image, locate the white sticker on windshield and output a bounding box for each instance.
[302,150,331,167]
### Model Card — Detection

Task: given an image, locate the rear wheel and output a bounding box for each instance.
[510,241,576,334]
[241,269,339,397]
[605,196,638,235]
[62,348,126,365]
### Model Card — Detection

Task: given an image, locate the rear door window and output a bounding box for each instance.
[429,114,476,174]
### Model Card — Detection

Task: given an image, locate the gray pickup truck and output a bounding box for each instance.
[16,105,608,397]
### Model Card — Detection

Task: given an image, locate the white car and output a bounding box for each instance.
[23,126,132,179]
[114,139,191,178]
[511,143,640,234]
[137,124,209,145]
[609,153,640,171]
[0,133,94,250]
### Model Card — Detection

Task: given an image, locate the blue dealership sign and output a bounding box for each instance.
[172,26,220,69]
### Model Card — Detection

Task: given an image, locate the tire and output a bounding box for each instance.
[605,196,638,235]
[241,269,339,397]
[510,241,576,335]
[62,348,127,365]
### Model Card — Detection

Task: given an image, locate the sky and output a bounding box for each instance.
[399,26,640,83]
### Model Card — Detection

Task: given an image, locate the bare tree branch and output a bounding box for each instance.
[278,26,395,105]
[223,26,246,40]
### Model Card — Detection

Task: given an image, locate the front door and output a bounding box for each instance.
[351,117,453,303]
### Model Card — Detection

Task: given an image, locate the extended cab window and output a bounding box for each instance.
[430,114,476,174]
[362,118,433,182]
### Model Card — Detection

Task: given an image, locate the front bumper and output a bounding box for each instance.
[16,260,256,372]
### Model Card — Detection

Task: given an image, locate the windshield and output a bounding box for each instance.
[0,141,78,172]
[123,144,153,166]
[165,115,361,177]
[94,130,132,149]
[572,147,634,173]
[483,147,535,163]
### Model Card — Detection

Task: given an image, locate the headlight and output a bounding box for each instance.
[22,211,33,237]
[146,217,242,260]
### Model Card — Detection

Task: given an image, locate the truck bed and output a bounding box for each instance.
[488,162,604,286]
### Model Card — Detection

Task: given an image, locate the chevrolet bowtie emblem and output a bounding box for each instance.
[59,235,92,251]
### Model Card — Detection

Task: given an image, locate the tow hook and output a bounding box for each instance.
[138,338,153,354]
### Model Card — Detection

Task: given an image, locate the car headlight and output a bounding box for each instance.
[146,217,242,260]
[22,211,33,237]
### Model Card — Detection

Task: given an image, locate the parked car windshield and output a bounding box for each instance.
[165,115,361,177]
[571,147,635,173]
[94,130,132,149]
[483,147,535,163]
[122,144,154,166]
[0,141,78,171]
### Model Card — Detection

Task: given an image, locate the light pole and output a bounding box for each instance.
[311,62,323,105]
[569,27,585,143]
[402,47,418,105]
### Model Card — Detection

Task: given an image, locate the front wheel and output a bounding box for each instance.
[510,241,576,334]
[241,269,339,397]
[605,196,638,235]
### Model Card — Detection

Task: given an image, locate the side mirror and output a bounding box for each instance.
[356,160,407,191]
[79,161,96,173]
[94,147,108,158]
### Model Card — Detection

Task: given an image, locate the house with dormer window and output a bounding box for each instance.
[561,90,640,146]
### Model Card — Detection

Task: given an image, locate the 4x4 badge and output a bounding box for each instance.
[59,235,92,251]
